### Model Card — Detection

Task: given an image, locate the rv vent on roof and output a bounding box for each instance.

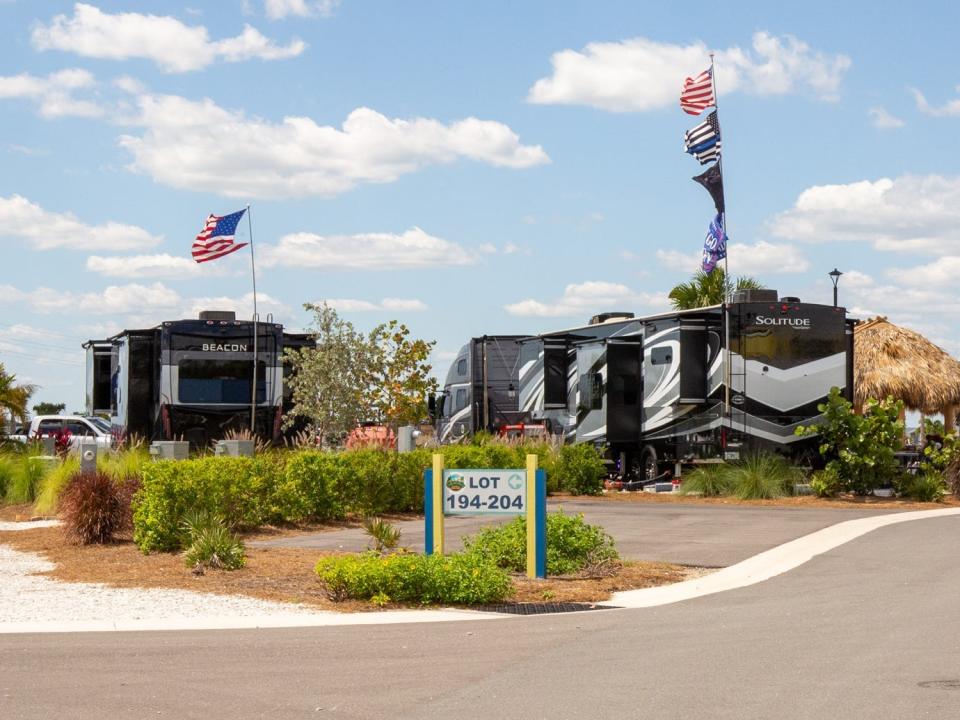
[199,311,236,321]
[589,312,635,325]
[730,289,778,303]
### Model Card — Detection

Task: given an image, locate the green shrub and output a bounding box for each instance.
[797,388,903,494]
[678,464,733,497]
[901,473,946,503]
[810,466,843,498]
[315,551,511,604]
[133,456,285,553]
[728,452,795,500]
[181,509,246,570]
[463,510,619,576]
[279,451,348,521]
[59,471,128,544]
[553,444,606,495]
[34,456,80,514]
[6,454,49,504]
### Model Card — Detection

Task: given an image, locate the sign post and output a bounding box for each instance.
[423,452,546,578]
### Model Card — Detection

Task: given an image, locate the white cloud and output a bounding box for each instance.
[910,86,960,117]
[31,3,305,73]
[265,0,340,19]
[868,106,905,128]
[769,175,960,254]
[0,68,102,118]
[260,227,477,269]
[0,282,288,323]
[656,241,810,275]
[85,253,231,278]
[504,280,667,317]
[528,31,850,112]
[0,194,161,251]
[887,256,960,288]
[117,94,548,199]
[829,271,960,324]
[320,297,427,312]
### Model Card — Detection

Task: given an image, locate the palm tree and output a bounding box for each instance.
[0,363,35,426]
[668,267,763,310]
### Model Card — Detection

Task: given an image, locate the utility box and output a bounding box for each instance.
[78,440,98,474]
[149,441,190,461]
[397,426,420,453]
[214,439,255,457]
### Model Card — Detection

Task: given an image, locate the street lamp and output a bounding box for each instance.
[828,268,843,307]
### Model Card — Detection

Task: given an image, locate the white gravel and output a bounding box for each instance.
[0,520,61,531]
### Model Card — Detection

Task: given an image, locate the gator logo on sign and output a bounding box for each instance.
[445,473,465,492]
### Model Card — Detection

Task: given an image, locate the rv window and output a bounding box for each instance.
[455,388,467,411]
[650,347,673,365]
[543,347,568,406]
[457,358,467,376]
[578,373,603,411]
[178,359,267,404]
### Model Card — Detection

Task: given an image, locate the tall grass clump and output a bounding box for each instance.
[180,509,246,570]
[901,473,945,503]
[59,471,130,544]
[0,453,15,499]
[678,464,734,497]
[98,447,150,483]
[5,449,49,504]
[728,452,796,500]
[34,455,80,514]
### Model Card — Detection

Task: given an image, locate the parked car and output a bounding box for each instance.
[7,415,113,449]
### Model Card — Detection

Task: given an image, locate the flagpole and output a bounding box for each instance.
[246,204,259,435]
[708,53,733,428]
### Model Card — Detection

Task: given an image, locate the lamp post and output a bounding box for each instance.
[828,268,843,307]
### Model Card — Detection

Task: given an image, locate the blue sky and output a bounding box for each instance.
[1,0,959,408]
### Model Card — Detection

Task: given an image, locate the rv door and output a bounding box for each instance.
[605,338,643,444]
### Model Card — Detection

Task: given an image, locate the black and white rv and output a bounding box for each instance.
[84,311,312,446]
[435,291,854,478]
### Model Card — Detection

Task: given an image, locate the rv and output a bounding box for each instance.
[84,311,312,446]
[435,291,854,479]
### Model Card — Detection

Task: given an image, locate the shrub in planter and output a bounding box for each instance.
[180,509,246,570]
[553,444,606,496]
[901,473,946,503]
[59,471,126,544]
[315,551,511,605]
[463,510,619,576]
[728,452,795,500]
[678,464,734,497]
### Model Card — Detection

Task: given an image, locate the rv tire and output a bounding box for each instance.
[640,445,658,482]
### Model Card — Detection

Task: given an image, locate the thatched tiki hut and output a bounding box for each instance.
[853,316,960,433]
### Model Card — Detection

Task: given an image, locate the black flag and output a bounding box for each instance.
[692,163,725,214]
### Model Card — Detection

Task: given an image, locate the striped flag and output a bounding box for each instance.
[684,111,721,165]
[680,68,715,115]
[192,209,248,263]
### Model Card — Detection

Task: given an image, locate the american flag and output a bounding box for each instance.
[684,111,721,165]
[680,68,715,115]
[192,209,248,263]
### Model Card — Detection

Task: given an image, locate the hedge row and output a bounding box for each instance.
[132,443,606,553]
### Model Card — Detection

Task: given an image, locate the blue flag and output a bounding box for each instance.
[701,213,727,274]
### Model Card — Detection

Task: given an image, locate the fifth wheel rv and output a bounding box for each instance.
[435,291,854,479]
[84,311,311,446]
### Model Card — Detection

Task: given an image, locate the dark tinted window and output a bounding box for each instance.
[455,388,467,411]
[65,422,94,436]
[543,347,568,406]
[37,419,64,435]
[179,360,266,403]
[578,373,603,411]
[457,358,467,376]
[650,347,673,365]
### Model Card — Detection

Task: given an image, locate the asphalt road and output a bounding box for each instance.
[2,514,958,719]
[253,497,901,566]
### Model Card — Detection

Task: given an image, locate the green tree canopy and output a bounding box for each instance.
[283,304,437,446]
[0,362,35,425]
[668,267,763,310]
[33,401,66,416]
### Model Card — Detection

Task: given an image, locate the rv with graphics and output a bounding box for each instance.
[84,311,312,446]
[435,291,854,479]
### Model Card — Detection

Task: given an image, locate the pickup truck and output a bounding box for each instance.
[6,415,113,449]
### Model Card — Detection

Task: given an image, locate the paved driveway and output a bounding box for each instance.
[252,497,902,566]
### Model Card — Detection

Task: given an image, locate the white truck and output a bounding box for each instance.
[6,415,113,449]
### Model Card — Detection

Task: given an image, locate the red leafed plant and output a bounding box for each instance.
[53,428,72,457]
[59,471,135,544]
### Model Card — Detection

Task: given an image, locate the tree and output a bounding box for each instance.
[283,303,372,447]
[284,305,439,445]
[367,320,437,428]
[33,401,66,416]
[668,267,763,310]
[0,362,35,426]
